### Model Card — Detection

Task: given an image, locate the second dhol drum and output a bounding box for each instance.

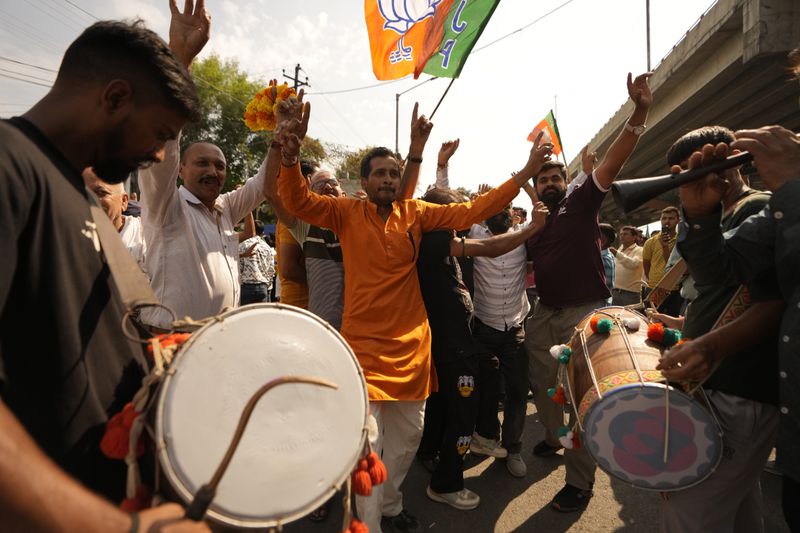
[564,306,722,491]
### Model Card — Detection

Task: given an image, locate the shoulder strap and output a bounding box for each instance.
[88,201,158,309]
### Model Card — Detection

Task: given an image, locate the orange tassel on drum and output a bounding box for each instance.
[366,451,387,486]
[343,518,369,533]
[120,484,151,512]
[100,403,144,460]
[352,459,373,496]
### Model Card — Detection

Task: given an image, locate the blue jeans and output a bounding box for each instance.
[240,283,269,305]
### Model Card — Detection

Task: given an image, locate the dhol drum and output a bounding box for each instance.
[565,306,722,491]
[153,303,369,528]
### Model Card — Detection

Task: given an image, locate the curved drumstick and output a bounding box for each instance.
[185,375,339,521]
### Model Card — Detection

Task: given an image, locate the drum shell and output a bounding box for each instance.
[566,307,663,420]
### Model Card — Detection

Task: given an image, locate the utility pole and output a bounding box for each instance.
[282,63,310,91]
[646,0,652,71]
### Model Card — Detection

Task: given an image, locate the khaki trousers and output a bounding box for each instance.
[525,299,604,491]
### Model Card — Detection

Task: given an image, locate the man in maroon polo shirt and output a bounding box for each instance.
[525,72,653,512]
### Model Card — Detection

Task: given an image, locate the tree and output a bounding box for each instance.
[183,55,326,190]
[335,146,375,181]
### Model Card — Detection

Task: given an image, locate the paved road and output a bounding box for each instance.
[284,402,789,532]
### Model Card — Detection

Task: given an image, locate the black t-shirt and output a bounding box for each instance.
[526,174,610,308]
[683,190,780,405]
[0,118,147,500]
[417,231,480,364]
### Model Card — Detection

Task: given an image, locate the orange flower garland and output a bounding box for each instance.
[244,80,297,132]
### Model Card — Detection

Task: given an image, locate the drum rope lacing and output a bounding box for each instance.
[578,328,603,403]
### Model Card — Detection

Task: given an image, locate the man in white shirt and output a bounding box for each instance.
[82,168,146,273]
[468,206,532,478]
[139,18,268,329]
[609,225,644,306]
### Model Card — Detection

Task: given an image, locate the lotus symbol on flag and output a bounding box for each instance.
[378,0,442,63]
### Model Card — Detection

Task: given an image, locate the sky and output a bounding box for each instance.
[0,0,716,212]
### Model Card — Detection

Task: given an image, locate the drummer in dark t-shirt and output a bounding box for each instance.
[524,72,654,513]
[0,2,210,531]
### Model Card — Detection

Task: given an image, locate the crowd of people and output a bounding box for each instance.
[0,1,798,532]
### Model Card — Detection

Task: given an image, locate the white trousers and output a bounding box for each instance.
[355,400,426,533]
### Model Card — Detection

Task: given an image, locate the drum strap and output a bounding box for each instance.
[88,202,158,309]
[643,259,687,310]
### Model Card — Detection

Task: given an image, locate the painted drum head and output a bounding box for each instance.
[582,382,722,491]
[155,304,368,528]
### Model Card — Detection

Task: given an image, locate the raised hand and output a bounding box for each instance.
[520,131,554,180]
[677,142,730,217]
[437,139,460,166]
[277,99,311,162]
[731,125,800,192]
[477,183,492,195]
[168,0,211,69]
[275,86,306,137]
[531,201,549,228]
[627,72,653,110]
[581,144,598,174]
[408,102,433,157]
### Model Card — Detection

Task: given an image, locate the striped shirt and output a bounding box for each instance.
[290,220,344,330]
[469,224,530,331]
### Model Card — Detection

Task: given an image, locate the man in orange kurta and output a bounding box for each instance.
[277,104,552,532]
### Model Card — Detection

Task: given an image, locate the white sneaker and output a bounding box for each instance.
[506,453,527,477]
[468,433,508,458]
[426,486,480,510]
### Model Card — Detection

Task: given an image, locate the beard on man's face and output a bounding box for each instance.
[540,186,565,206]
[92,124,149,184]
[486,212,512,234]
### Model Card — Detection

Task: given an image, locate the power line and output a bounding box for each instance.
[0,55,58,73]
[60,0,99,21]
[23,0,85,33]
[42,0,93,28]
[0,67,54,83]
[308,0,577,96]
[0,72,51,88]
[472,0,577,54]
[307,77,408,96]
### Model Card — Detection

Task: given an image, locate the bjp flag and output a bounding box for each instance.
[365,0,501,80]
[527,110,563,156]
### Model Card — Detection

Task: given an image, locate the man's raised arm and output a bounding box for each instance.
[420,134,553,232]
[398,102,433,200]
[594,72,653,190]
[141,0,210,225]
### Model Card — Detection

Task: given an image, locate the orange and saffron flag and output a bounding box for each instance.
[527,110,563,156]
[365,0,501,80]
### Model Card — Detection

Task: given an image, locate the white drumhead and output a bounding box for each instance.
[155,304,368,528]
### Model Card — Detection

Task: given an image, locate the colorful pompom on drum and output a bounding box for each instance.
[647,322,682,347]
[590,315,614,334]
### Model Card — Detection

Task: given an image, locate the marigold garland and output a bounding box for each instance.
[244,80,297,132]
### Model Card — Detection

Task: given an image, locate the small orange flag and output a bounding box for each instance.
[527,110,563,156]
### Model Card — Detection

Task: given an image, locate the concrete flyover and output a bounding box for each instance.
[568,0,800,226]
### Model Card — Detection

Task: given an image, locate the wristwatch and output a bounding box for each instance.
[625,122,647,136]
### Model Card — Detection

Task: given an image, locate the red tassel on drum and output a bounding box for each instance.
[344,518,369,533]
[572,431,581,450]
[551,386,567,405]
[100,403,144,460]
[120,484,151,512]
[352,459,373,496]
[366,451,387,486]
[647,322,665,344]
